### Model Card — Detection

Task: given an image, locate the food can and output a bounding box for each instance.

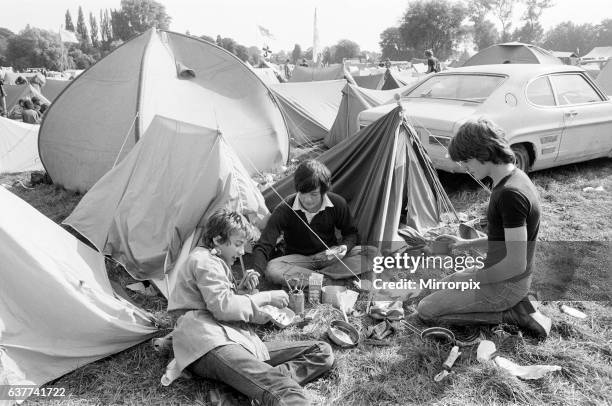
[289,290,305,314]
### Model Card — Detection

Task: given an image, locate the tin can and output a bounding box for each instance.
[289,290,305,314]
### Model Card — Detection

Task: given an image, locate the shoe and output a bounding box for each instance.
[502,303,551,340]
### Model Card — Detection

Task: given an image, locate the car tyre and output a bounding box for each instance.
[512,144,530,172]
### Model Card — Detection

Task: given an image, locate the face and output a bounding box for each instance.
[213,231,246,265]
[461,159,489,180]
[298,187,323,213]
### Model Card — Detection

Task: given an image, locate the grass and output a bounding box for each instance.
[1,157,611,406]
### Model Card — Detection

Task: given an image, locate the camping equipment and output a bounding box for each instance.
[434,345,461,382]
[327,320,359,347]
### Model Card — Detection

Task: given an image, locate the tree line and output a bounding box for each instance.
[380,0,612,62]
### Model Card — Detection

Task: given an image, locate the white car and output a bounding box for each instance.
[358,64,612,173]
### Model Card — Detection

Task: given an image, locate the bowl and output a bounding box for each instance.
[327,320,359,348]
[321,285,346,306]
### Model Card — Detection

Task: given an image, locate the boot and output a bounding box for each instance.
[502,300,551,340]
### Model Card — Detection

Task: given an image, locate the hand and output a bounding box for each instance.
[238,269,260,292]
[311,245,348,263]
[268,290,289,308]
[436,235,471,251]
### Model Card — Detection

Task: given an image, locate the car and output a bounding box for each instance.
[358,64,612,173]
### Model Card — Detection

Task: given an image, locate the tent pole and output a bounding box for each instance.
[377,125,399,254]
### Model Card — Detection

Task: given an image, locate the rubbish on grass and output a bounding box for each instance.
[369,300,404,321]
[322,285,346,307]
[259,305,295,328]
[434,345,461,382]
[126,282,157,296]
[582,185,605,192]
[476,340,562,379]
[560,305,587,319]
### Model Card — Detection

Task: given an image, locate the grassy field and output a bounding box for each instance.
[1,157,611,406]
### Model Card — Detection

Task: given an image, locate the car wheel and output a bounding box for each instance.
[512,144,530,172]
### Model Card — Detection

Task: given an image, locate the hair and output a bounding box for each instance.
[31,96,40,105]
[39,104,48,114]
[425,49,433,57]
[448,118,515,165]
[293,159,331,194]
[201,209,255,248]
[23,99,34,110]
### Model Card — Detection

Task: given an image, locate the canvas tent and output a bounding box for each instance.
[0,187,157,401]
[581,46,612,62]
[289,63,353,83]
[0,117,43,173]
[265,106,453,250]
[270,79,346,145]
[39,28,289,192]
[4,83,50,112]
[325,82,416,148]
[64,115,269,285]
[353,69,406,90]
[596,60,612,95]
[463,42,562,66]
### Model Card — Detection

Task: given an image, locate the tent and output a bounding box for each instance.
[42,78,70,102]
[270,79,346,145]
[463,42,562,66]
[4,83,50,112]
[252,68,281,84]
[581,46,612,61]
[64,115,269,284]
[325,82,416,148]
[289,63,353,83]
[353,69,406,90]
[596,60,612,95]
[0,187,157,401]
[39,28,289,192]
[264,106,453,251]
[0,117,43,173]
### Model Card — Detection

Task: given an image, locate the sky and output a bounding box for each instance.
[4,0,612,52]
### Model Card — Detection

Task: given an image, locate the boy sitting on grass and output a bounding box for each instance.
[168,209,334,405]
[417,118,552,340]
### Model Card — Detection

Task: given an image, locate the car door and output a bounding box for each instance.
[550,73,612,163]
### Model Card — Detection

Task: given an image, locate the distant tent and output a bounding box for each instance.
[0,117,43,173]
[0,187,157,398]
[463,42,562,66]
[270,79,346,145]
[353,69,405,90]
[4,83,50,112]
[265,106,453,250]
[252,68,281,84]
[289,63,354,83]
[39,28,289,192]
[581,46,612,61]
[552,51,578,65]
[64,115,269,284]
[325,82,415,148]
[596,60,612,95]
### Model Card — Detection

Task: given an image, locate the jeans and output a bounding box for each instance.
[265,245,378,285]
[188,340,334,406]
[417,271,530,325]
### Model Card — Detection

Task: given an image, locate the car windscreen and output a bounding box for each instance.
[405,74,505,103]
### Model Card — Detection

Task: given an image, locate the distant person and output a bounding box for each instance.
[8,99,26,121]
[299,58,308,67]
[15,76,27,85]
[284,59,292,80]
[0,77,6,117]
[425,49,441,74]
[21,99,41,124]
[31,96,42,113]
[384,58,392,69]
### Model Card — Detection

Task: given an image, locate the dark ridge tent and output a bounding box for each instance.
[325,82,415,148]
[39,28,289,192]
[63,115,269,286]
[353,69,405,90]
[42,78,70,101]
[4,83,50,112]
[270,79,346,145]
[264,106,453,252]
[0,187,157,399]
[463,42,562,66]
[596,60,612,95]
[289,63,355,83]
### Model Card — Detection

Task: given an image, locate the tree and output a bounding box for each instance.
[488,0,515,42]
[247,46,260,65]
[76,6,90,45]
[199,34,214,43]
[542,22,597,55]
[512,0,552,44]
[120,0,171,35]
[235,44,249,62]
[68,47,96,69]
[596,19,612,46]
[6,27,64,70]
[89,13,100,48]
[399,0,467,60]
[0,28,14,66]
[380,27,413,60]
[468,0,499,50]
[65,10,75,31]
[111,9,132,41]
[291,44,302,64]
[329,39,360,63]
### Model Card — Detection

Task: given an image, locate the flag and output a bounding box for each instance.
[59,29,79,44]
[257,25,275,39]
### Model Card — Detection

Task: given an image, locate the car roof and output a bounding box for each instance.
[439,64,585,79]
